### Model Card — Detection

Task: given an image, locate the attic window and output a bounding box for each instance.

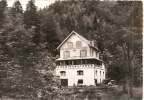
[76,41,82,48]
[80,50,87,57]
[63,51,70,58]
[68,42,73,48]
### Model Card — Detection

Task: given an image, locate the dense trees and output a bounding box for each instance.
[0,0,7,28]
[0,0,142,99]
[11,0,23,16]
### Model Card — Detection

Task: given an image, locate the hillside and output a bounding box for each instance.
[0,0,142,99]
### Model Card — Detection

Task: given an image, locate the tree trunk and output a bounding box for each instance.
[128,62,133,99]
[123,79,126,92]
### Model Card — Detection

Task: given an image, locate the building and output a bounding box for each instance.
[55,31,105,86]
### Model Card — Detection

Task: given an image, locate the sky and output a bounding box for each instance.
[6,0,56,10]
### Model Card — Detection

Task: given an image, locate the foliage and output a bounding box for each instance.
[11,0,23,16]
[24,0,40,30]
[0,0,142,99]
[0,0,7,28]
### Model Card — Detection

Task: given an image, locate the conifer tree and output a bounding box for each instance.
[11,0,23,16]
[24,0,40,30]
[0,0,7,29]
[24,0,41,44]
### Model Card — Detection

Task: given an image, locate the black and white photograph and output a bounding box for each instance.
[0,0,142,100]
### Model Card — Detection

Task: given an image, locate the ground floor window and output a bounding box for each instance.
[77,70,83,75]
[96,70,97,75]
[78,79,83,84]
[60,71,66,76]
[95,79,97,84]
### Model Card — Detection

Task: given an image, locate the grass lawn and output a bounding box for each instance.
[112,85,142,100]
[133,87,142,100]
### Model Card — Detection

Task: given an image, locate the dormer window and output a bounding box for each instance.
[76,41,82,48]
[68,42,73,48]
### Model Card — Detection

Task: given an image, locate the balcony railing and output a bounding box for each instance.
[56,64,102,69]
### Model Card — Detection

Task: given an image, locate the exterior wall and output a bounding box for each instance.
[56,32,105,86]
[56,64,105,86]
[90,48,99,59]
[94,64,105,83]
[60,34,91,59]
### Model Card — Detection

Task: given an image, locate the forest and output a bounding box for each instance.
[0,0,142,99]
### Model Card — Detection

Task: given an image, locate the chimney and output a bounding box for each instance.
[90,41,95,47]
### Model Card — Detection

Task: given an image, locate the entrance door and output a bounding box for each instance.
[61,79,68,86]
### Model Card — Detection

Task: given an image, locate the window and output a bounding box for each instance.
[100,71,101,76]
[68,42,73,48]
[103,72,104,76]
[80,50,87,57]
[63,51,70,58]
[72,60,76,65]
[60,61,62,65]
[76,41,82,48]
[73,50,76,57]
[69,60,72,65]
[78,79,83,84]
[77,70,83,75]
[60,71,66,76]
[96,70,97,75]
[96,52,97,57]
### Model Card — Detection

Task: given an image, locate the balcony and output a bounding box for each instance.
[56,64,102,69]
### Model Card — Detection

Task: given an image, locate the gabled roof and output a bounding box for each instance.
[57,31,100,51]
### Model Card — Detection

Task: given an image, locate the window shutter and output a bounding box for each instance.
[71,42,73,48]
[80,50,87,57]
[68,42,73,48]
[63,51,65,59]
[68,51,70,57]
[85,50,87,56]
[76,41,82,48]
[80,50,82,57]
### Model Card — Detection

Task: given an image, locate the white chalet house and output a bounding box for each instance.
[55,31,105,86]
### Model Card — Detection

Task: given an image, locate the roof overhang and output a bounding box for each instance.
[56,31,90,50]
[90,46,100,52]
[56,57,104,62]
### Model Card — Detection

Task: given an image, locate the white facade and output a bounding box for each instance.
[55,31,105,86]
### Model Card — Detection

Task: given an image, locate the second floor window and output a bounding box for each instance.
[77,70,83,75]
[73,50,76,57]
[68,42,73,48]
[76,41,82,48]
[96,70,97,75]
[60,71,66,76]
[63,51,70,58]
[80,50,87,57]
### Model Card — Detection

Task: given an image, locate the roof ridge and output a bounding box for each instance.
[57,31,90,49]
[72,31,90,43]
[56,31,100,52]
